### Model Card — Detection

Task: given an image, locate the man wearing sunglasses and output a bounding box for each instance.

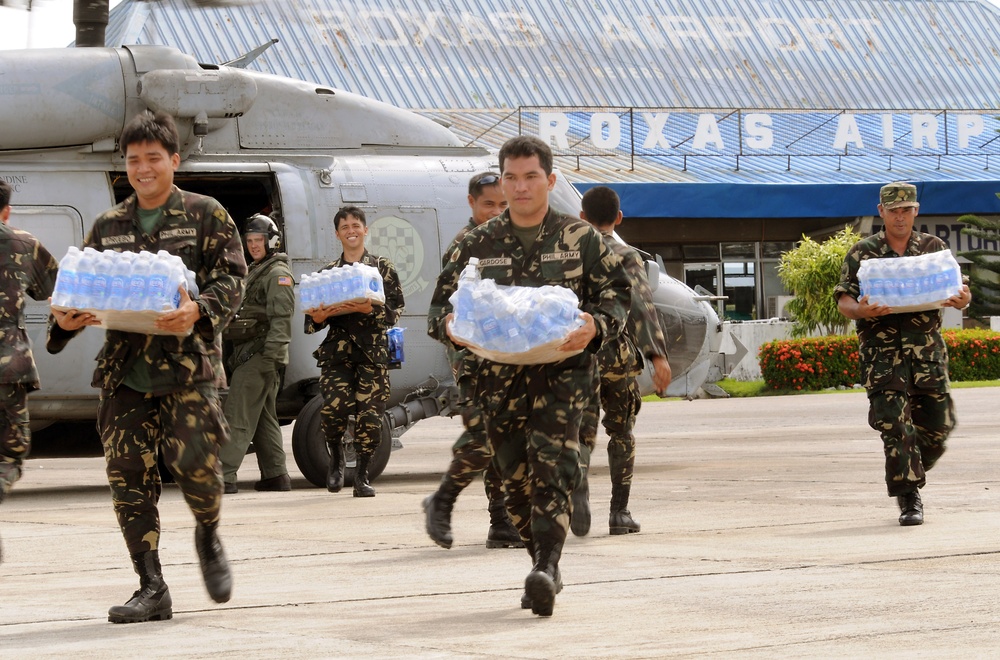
[423,171,522,551]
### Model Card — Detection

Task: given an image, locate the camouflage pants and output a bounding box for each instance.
[868,388,955,497]
[580,370,642,487]
[219,353,287,482]
[99,385,229,555]
[0,384,30,495]
[441,403,505,504]
[318,359,387,458]
[480,366,586,559]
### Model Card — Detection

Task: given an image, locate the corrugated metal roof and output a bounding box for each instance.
[106,0,1000,112]
[101,0,1000,217]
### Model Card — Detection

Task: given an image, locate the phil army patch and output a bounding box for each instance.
[278,276,293,286]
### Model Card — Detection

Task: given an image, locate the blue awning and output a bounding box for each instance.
[573,180,1000,219]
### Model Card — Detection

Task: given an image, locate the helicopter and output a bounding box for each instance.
[0,43,737,487]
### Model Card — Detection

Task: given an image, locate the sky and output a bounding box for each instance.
[0,0,122,49]
[2,0,1000,49]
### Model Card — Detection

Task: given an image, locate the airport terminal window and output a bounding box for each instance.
[762,241,794,259]
[682,244,719,260]
[721,242,755,259]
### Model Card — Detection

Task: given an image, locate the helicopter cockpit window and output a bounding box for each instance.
[549,172,583,217]
[8,206,82,261]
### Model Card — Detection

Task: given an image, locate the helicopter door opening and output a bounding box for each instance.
[112,172,282,249]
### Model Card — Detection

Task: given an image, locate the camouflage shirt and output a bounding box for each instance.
[305,250,404,366]
[598,233,669,377]
[0,223,58,389]
[428,206,630,393]
[834,229,949,393]
[46,186,247,395]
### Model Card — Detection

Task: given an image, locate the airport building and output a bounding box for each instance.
[104,0,1000,320]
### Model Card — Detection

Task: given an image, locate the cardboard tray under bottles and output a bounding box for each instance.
[448,322,583,365]
[50,305,191,337]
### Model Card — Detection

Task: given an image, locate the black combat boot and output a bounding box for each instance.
[255,473,291,491]
[326,440,344,493]
[422,476,459,548]
[352,453,376,498]
[486,499,523,549]
[195,521,232,603]
[897,490,924,526]
[523,539,564,617]
[569,470,591,537]
[108,550,173,623]
[609,483,641,535]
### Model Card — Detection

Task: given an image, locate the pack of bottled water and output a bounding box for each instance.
[298,263,385,310]
[52,246,197,312]
[448,257,584,364]
[858,249,963,312]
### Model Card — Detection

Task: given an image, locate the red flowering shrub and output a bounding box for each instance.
[943,329,1000,382]
[759,330,1000,391]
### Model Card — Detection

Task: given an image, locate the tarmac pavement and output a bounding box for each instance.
[1,387,998,658]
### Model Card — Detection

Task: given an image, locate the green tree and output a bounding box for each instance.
[777,226,859,337]
[957,195,1000,319]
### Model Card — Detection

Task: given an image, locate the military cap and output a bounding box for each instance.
[879,182,919,209]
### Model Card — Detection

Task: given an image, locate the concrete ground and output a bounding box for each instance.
[1,387,998,658]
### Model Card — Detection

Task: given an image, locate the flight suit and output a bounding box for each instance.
[580,235,668,488]
[305,250,404,461]
[428,206,629,576]
[47,186,246,554]
[0,223,58,496]
[220,252,295,484]
[834,229,956,497]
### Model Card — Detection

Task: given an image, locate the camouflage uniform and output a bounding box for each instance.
[0,223,58,496]
[305,251,403,461]
[834,229,956,497]
[580,235,668,488]
[47,186,246,554]
[219,252,295,484]
[443,221,505,508]
[428,207,629,572]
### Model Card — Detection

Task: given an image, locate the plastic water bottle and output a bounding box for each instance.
[106,251,134,311]
[449,258,480,342]
[324,268,342,306]
[89,250,113,309]
[496,298,529,353]
[346,264,363,300]
[127,251,153,311]
[146,251,173,311]
[365,264,385,303]
[75,247,99,308]
[52,246,82,308]
[298,274,315,309]
[164,254,188,309]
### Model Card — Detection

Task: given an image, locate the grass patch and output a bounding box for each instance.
[642,378,999,401]
[952,380,1000,389]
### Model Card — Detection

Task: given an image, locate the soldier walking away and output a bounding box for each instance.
[48,111,247,622]
[835,182,971,526]
[0,180,59,563]
[306,206,404,497]
[576,186,671,537]
[428,136,630,616]
[220,214,295,493]
[423,171,521,550]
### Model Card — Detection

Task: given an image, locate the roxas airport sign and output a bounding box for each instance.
[527,108,1000,157]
